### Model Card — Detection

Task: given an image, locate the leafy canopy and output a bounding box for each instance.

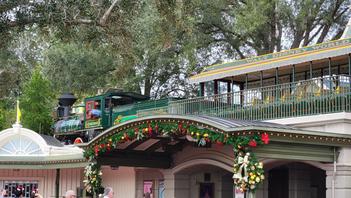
[42,42,117,95]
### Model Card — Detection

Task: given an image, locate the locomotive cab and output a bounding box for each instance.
[84,89,150,130]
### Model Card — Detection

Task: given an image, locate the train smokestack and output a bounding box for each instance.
[58,93,77,119]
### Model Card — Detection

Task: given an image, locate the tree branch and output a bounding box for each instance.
[6,19,37,27]
[306,24,324,44]
[99,0,120,26]
[234,47,245,59]
[0,0,27,13]
[70,18,94,25]
[66,0,120,26]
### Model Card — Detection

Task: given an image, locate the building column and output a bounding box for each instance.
[135,170,144,198]
[101,166,136,198]
[326,165,351,198]
[214,80,218,95]
[200,82,205,97]
[163,170,175,198]
[55,169,60,198]
[163,170,190,198]
[326,148,351,198]
[255,172,268,198]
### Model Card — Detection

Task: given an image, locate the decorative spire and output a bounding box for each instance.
[16,100,21,124]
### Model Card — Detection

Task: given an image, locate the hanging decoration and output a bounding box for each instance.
[83,162,102,194]
[83,120,270,194]
[232,133,269,192]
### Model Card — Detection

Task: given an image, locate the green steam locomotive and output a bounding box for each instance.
[54,89,171,143]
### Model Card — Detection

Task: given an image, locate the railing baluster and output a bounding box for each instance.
[139,75,351,120]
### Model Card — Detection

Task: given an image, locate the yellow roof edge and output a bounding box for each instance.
[190,43,351,81]
[203,37,351,71]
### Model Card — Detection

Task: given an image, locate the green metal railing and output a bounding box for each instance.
[138,75,351,120]
[115,98,172,116]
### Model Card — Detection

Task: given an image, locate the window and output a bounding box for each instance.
[204,81,214,97]
[3,180,38,198]
[0,136,43,155]
[143,181,153,198]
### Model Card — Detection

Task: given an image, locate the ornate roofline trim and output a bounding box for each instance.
[0,161,88,169]
[190,38,351,83]
[80,115,351,149]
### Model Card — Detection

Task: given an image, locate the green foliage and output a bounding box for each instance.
[126,0,199,97]
[0,0,350,101]
[83,162,103,195]
[184,0,350,59]
[20,68,55,134]
[0,51,28,99]
[42,42,117,95]
[0,100,16,131]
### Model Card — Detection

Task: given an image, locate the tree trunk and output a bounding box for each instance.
[276,21,283,52]
[317,25,331,43]
[270,0,277,52]
[144,79,152,97]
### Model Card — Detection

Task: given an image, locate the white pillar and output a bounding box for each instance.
[101,166,136,198]
[326,165,351,198]
[135,170,144,198]
[326,148,351,198]
[163,170,176,198]
[255,172,268,198]
[162,170,190,198]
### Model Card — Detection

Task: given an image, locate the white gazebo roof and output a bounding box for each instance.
[0,124,87,169]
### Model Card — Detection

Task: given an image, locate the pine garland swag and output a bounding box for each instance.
[83,121,269,194]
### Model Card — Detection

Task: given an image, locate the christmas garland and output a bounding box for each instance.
[83,163,102,194]
[83,121,269,194]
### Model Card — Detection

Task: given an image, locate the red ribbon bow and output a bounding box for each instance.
[261,133,270,144]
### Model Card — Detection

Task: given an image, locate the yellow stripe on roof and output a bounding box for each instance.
[191,43,351,81]
[204,38,350,71]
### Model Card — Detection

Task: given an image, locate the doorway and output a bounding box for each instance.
[268,166,289,198]
[200,183,214,198]
[267,162,326,198]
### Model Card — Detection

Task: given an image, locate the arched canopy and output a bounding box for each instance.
[85,115,351,148]
[81,115,351,168]
[0,124,86,169]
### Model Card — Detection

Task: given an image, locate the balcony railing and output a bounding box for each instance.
[138,75,351,120]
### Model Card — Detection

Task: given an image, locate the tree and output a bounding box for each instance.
[125,0,350,97]
[184,0,350,58]
[1,0,350,100]
[20,68,55,134]
[42,42,118,95]
[0,50,27,99]
[111,0,201,98]
[0,100,15,131]
[0,0,122,41]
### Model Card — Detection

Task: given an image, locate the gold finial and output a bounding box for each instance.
[16,100,21,124]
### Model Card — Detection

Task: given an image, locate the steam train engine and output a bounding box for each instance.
[53,90,155,144]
